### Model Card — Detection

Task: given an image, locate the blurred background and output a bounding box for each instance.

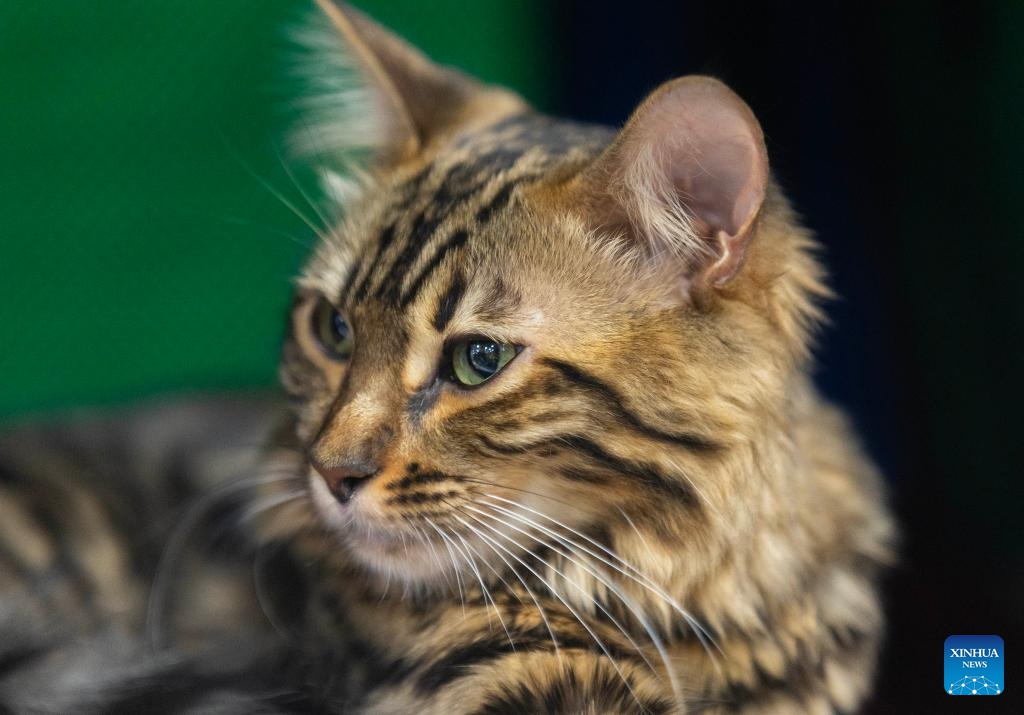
[1,0,1021,710]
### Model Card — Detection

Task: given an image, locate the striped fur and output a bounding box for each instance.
[0,2,895,713]
[262,3,897,712]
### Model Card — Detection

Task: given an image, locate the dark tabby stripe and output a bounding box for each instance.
[542,358,720,453]
[341,164,434,307]
[347,222,397,305]
[399,228,471,308]
[431,270,466,331]
[389,467,464,491]
[387,490,459,506]
[416,628,638,694]
[473,174,526,224]
[0,644,51,680]
[372,150,521,302]
[559,466,609,484]
[479,432,700,508]
[416,638,524,693]
[560,435,700,507]
[469,665,673,715]
[398,169,537,310]
[374,211,441,303]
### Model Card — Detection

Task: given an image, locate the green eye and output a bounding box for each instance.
[451,339,518,386]
[311,298,353,359]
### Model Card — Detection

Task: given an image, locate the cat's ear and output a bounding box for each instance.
[572,76,768,292]
[296,0,523,165]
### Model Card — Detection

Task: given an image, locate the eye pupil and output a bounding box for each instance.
[331,311,349,341]
[468,341,500,377]
[311,298,353,359]
[450,338,518,386]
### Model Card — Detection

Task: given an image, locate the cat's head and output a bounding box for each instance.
[277,0,826,596]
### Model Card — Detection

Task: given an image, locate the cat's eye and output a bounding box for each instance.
[311,298,353,360]
[450,339,519,387]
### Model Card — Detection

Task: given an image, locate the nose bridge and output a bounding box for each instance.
[313,339,402,465]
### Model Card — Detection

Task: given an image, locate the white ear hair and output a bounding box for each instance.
[286,13,390,162]
[318,167,369,208]
[619,142,705,265]
[573,76,768,290]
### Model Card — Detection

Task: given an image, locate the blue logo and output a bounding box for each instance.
[945,635,1003,695]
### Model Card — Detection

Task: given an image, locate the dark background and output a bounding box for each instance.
[2,1,1021,711]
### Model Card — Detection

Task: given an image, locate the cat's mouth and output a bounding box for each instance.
[308,468,465,577]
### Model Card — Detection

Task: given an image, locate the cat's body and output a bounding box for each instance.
[0,2,895,713]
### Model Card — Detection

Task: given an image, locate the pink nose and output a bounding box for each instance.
[309,457,379,504]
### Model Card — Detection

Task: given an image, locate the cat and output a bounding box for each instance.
[0,1,896,712]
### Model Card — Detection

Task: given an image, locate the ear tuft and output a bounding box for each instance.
[290,0,522,170]
[287,12,392,163]
[574,76,768,289]
[318,166,370,207]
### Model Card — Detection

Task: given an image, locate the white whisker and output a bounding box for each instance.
[467,503,677,700]
[237,489,307,525]
[452,514,563,664]
[426,519,467,617]
[253,543,295,643]
[272,141,334,241]
[482,493,721,661]
[617,506,654,554]
[217,130,329,243]
[450,527,518,651]
[461,510,646,710]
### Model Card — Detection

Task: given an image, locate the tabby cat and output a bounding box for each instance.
[0,1,896,712]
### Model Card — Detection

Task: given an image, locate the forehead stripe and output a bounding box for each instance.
[399,229,470,310]
[341,221,394,307]
[370,149,526,304]
[337,166,431,307]
[374,208,443,303]
[474,178,519,224]
[432,271,466,332]
[398,170,536,311]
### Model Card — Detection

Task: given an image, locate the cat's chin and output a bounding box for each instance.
[336,525,478,593]
[346,535,461,590]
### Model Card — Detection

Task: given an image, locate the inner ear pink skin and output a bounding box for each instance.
[573,76,768,291]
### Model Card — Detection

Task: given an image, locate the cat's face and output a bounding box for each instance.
[277,1,822,592]
[284,120,696,584]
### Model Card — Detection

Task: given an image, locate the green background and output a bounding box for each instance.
[0,0,548,418]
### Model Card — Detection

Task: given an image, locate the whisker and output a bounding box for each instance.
[467,505,672,688]
[407,517,456,595]
[272,141,334,241]
[145,471,299,652]
[425,519,467,618]
[237,489,307,526]
[452,529,524,608]
[452,513,563,664]
[439,525,494,629]
[216,129,329,242]
[253,542,297,643]
[471,502,684,703]
[458,477,587,513]
[215,213,314,249]
[461,510,646,710]
[482,493,721,661]
[449,527,518,651]
[617,506,654,555]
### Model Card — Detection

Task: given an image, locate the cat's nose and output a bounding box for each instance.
[309,457,379,504]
